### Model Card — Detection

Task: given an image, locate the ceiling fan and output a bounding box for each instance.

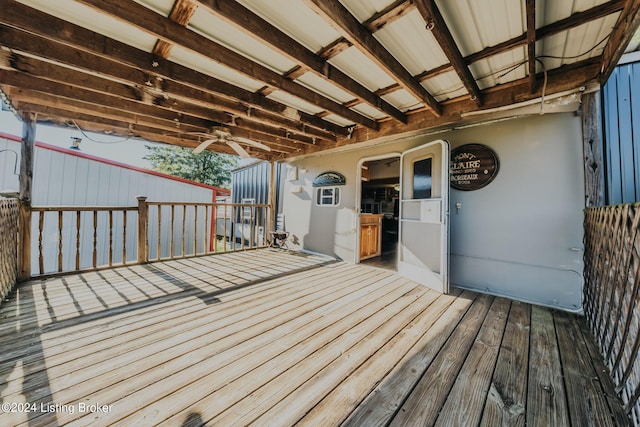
[189,128,271,158]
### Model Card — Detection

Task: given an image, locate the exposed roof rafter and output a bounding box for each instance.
[413,0,482,106]
[526,0,537,93]
[75,0,379,130]
[304,0,443,117]
[0,0,635,160]
[196,0,408,124]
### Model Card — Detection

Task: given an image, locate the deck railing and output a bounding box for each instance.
[0,198,19,301]
[32,205,139,275]
[143,200,270,262]
[584,203,640,425]
[27,197,271,277]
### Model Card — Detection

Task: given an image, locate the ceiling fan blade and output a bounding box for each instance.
[193,139,215,154]
[233,137,271,152]
[227,140,251,159]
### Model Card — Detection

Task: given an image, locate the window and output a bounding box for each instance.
[316,187,340,206]
[413,157,432,199]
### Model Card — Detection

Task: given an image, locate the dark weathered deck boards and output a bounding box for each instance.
[480,300,531,427]
[527,306,569,427]
[0,250,627,426]
[435,297,511,426]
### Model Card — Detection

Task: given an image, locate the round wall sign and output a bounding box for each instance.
[450,144,499,191]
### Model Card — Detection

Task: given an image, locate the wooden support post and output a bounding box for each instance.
[582,90,605,207]
[18,112,35,281]
[137,196,148,264]
[268,161,276,236]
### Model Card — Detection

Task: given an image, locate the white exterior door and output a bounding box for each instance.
[398,139,450,293]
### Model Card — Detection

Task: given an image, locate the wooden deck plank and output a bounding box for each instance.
[1,263,363,402]
[526,305,569,427]
[480,300,531,427]
[220,283,436,426]
[577,317,630,426]
[19,265,387,426]
[389,293,494,426]
[341,289,475,427]
[114,277,420,426]
[298,288,465,427]
[434,297,511,426]
[0,252,336,340]
[0,250,630,427]
[241,288,439,426]
[0,249,330,324]
[555,310,626,426]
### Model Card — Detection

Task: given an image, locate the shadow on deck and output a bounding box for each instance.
[0,249,628,426]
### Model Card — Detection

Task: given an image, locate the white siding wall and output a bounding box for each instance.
[280,113,585,312]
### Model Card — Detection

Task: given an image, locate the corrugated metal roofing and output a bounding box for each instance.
[3,0,639,159]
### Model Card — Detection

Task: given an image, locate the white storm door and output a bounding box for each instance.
[398,139,450,293]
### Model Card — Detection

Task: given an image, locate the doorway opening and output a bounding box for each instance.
[358,155,400,270]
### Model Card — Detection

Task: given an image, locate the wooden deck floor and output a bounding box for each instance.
[0,250,627,426]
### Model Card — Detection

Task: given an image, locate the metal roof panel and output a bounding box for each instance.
[374,10,449,74]
[294,73,356,104]
[17,0,158,52]
[236,0,341,52]
[188,8,298,75]
[168,46,266,92]
[381,89,422,112]
[329,47,397,91]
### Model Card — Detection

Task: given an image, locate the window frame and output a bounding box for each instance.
[315,187,341,206]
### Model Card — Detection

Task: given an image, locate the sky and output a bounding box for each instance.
[0,104,159,169]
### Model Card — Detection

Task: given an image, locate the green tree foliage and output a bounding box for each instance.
[143,145,238,188]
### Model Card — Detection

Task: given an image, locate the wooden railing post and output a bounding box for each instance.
[18,112,35,281]
[17,201,31,281]
[137,196,148,264]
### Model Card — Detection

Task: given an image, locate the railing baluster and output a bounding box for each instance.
[108,210,113,267]
[194,205,198,255]
[38,211,44,275]
[170,204,175,259]
[58,211,63,272]
[223,204,228,252]
[76,211,81,271]
[248,205,254,248]
[157,205,162,261]
[27,201,271,275]
[123,210,127,265]
[182,205,186,257]
[204,204,210,254]
[92,210,98,268]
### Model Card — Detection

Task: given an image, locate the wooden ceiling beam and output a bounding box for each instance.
[305,0,442,116]
[0,54,231,125]
[196,0,407,124]
[0,68,316,150]
[345,58,601,147]
[317,1,413,60]
[466,0,627,65]
[14,100,299,158]
[152,0,198,58]
[412,0,626,85]
[2,87,207,135]
[76,0,379,130]
[0,9,345,140]
[413,0,482,106]
[0,70,222,130]
[317,38,352,59]
[363,0,415,32]
[600,0,640,82]
[526,0,537,93]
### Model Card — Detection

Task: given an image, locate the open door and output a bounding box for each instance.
[398,139,450,293]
